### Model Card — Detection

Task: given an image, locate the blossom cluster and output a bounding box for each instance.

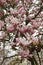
[0,0,43,61]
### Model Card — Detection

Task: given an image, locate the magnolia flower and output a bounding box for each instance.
[32,36,39,45]
[5,16,20,26]
[19,25,33,33]
[6,24,14,32]
[0,0,6,5]
[16,37,32,47]
[17,2,23,10]
[19,49,33,58]
[26,25,34,34]
[0,20,4,30]
[18,7,24,13]
[18,7,26,15]
[19,26,27,33]
[0,31,6,40]
[5,16,14,23]
[10,9,18,16]
[32,20,41,28]
[10,17,20,26]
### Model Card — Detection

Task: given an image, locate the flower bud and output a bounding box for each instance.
[0,31,6,40]
[0,20,4,30]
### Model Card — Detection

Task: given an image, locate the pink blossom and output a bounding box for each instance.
[20,18,24,22]
[19,26,27,33]
[32,37,39,45]
[5,16,20,26]
[19,27,25,33]
[6,24,14,32]
[16,37,32,47]
[19,49,29,58]
[32,20,41,28]
[17,3,23,10]
[18,7,24,14]
[0,0,6,5]
[10,17,20,26]
[27,25,34,34]
[18,6,26,15]
[19,49,33,58]
[10,9,18,16]
[0,31,6,40]
[0,20,4,30]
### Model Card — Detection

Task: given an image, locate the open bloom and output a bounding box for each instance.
[0,0,6,5]
[10,17,20,26]
[32,20,41,28]
[10,9,18,16]
[16,37,32,47]
[6,24,14,32]
[32,36,39,45]
[18,6,26,15]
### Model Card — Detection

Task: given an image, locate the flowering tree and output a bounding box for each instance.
[0,0,43,65]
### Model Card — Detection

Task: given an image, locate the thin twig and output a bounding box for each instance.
[32,5,43,19]
[36,50,41,65]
